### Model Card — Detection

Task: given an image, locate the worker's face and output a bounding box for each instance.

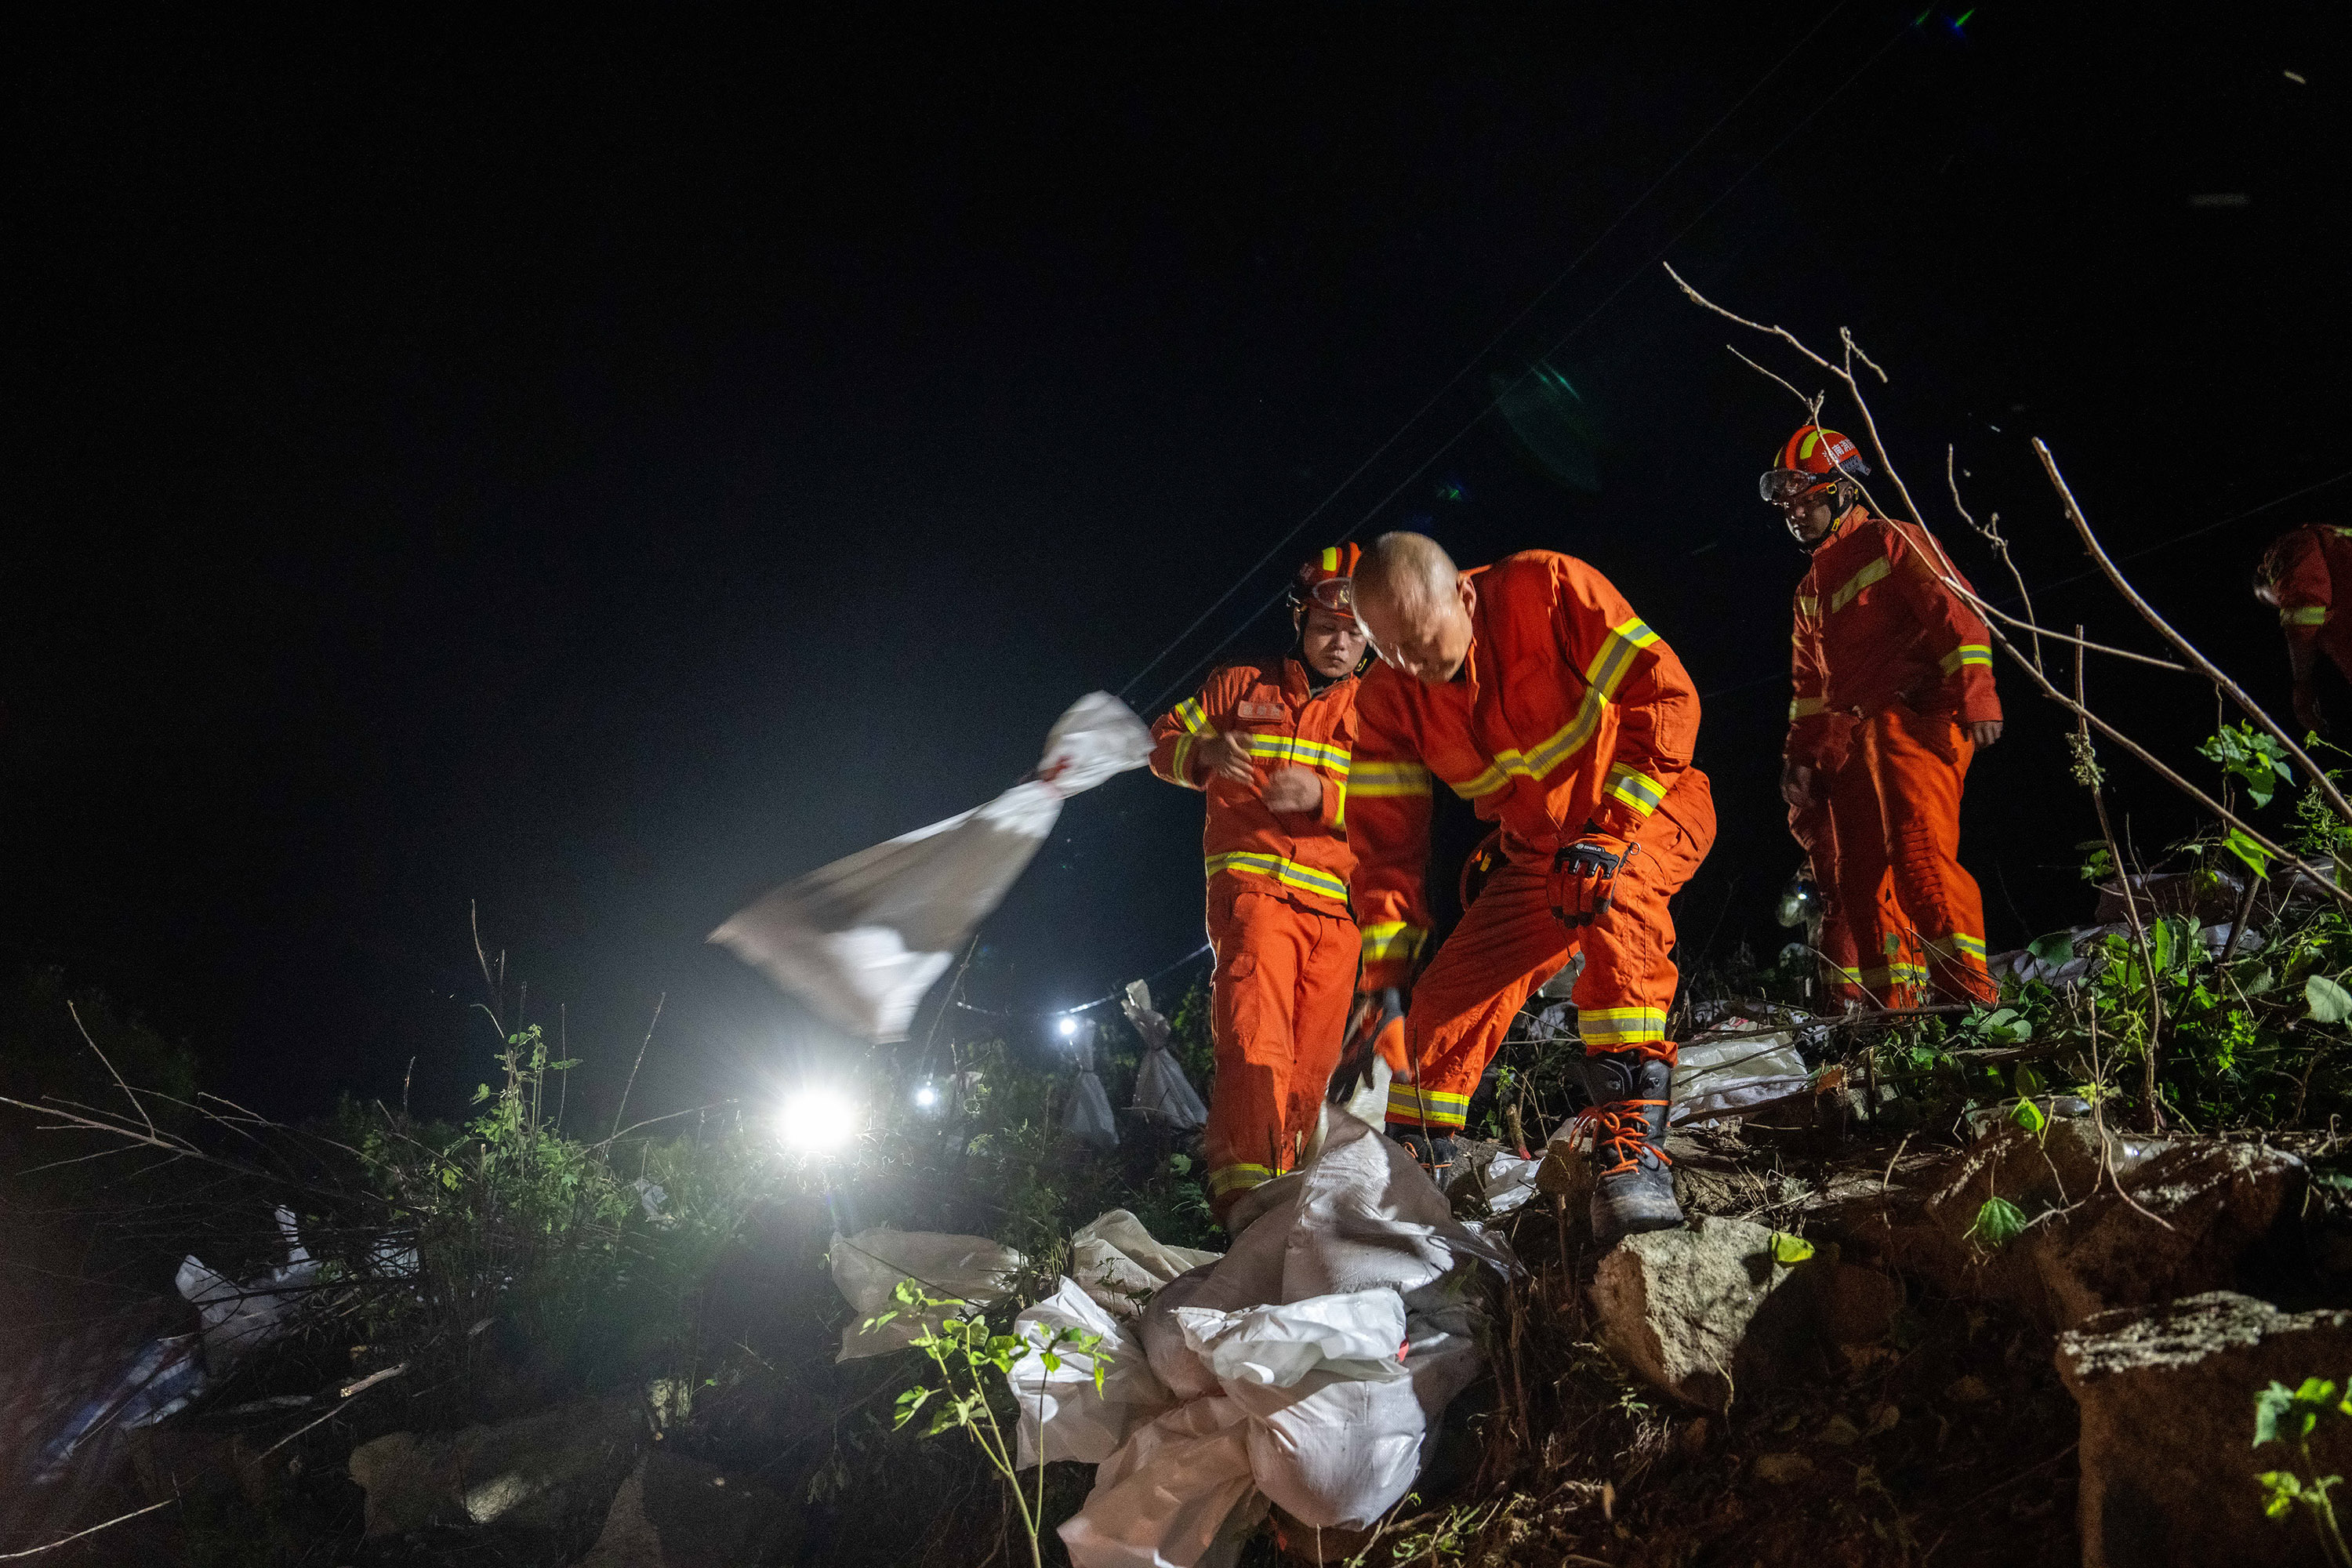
[1297,604,1368,677]
[1780,483,1842,543]
[1358,575,1477,684]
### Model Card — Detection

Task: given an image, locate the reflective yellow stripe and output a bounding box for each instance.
[1385,1082,1470,1128]
[1584,617,1661,700]
[1828,556,1891,614]
[1578,1007,1668,1045]
[1204,851,1349,902]
[1207,1162,1278,1197]
[1360,921,1426,964]
[1236,734,1351,775]
[1925,932,1990,962]
[1175,699,1210,734]
[1171,733,1200,785]
[1604,763,1668,817]
[1348,760,1430,797]
[1319,546,1340,573]
[1796,593,1820,618]
[1789,695,1829,720]
[1939,644,1994,674]
[2285,605,2330,626]
[1443,761,1512,800]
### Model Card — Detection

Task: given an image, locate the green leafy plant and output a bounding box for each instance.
[2255,1376,2352,1566]
[1965,1196,2029,1250]
[883,1276,1108,1568]
[2202,723,2296,810]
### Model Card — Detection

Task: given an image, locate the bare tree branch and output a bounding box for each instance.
[2034,437,2352,826]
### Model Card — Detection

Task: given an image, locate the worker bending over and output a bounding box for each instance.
[1769,424,2002,1008]
[2254,524,2352,735]
[1149,547,1368,1225]
[1345,532,1715,1243]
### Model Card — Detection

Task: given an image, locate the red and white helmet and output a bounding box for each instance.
[1760,424,1872,505]
[1288,543,1362,621]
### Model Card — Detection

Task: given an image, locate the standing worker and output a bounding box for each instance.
[1149,547,1370,1225]
[1343,533,1715,1243]
[1769,424,2002,1008]
[2253,524,2352,734]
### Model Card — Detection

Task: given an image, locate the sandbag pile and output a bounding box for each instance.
[1007,1112,1509,1567]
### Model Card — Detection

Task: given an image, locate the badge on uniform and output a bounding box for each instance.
[1236,701,1287,722]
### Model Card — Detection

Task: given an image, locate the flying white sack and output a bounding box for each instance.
[711,691,1151,1041]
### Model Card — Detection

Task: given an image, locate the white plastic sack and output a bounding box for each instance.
[1125,979,1208,1130]
[1668,1029,1812,1126]
[1048,1111,1504,1563]
[711,691,1150,1040]
[177,1206,322,1375]
[1063,1024,1121,1150]
[829,1227,1025,1361]
[1008,1277,1176,1468]
[1071,1209,1223,1320]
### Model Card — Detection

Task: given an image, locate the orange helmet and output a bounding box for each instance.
[1289,543,1361,620]
[1760,424,1872,504]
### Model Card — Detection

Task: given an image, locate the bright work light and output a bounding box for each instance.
[913,1083,939,1109]
[1058,1017,1078,1038]
[779,1086,860,1152]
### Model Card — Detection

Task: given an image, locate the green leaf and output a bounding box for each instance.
[2257,1382,2296,1446]
[2011,1098,2047,1134]
[1167,1152,1192,1175]
[2220,829,2274,880]
[2150,919,2176,975]
[2306,975,2352,1025]
[2013,1063,2047,1098]
[2027,932,2077,965]
[1769,1232,1816,1265]
[1966,1196,2030,1248]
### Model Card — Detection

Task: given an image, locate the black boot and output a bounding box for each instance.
[1386,1123,1457,1185]
[1580,1049,1682,1244]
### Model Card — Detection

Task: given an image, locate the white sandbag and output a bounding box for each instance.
[829,1227,1024,1360]
[1335,1052,1391,1130]
[1009,1277,1174,1468]
[1172,1290,1407,1388]
[176,1205,322,1375]
[1668,1030,1812,1126]
[1071,1209,1223,1320]
[1228,1363,1427,1531]
[710,691,1150,1041]
[1462,1147,1543,1215]
[1125,979,1208,1130]
[1279,1111,1513,1301]
[1063,1027,1121,1150]
[1057,1396,1269,1568]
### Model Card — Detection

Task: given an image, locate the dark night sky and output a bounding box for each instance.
[7,8,2349,1128]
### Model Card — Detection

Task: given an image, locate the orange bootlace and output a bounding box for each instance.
[1570,1100,1671,1178]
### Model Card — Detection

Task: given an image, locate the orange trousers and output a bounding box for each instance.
[1814,702,1995,1006]
[1203,880,1358,1215]
[1386,771,1715,1133]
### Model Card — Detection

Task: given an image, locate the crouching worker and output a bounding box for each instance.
[1149,547,1370,1226]
[1341,533,1715,1244]
[1768,424,2002,1008]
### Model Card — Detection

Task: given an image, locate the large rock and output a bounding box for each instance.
[347,1394,647,1539]
[1587,1215,1813,1411]
[2058,1291,2352,1568]
[572,1450,799,1567]
[1801,1122,2305,1329]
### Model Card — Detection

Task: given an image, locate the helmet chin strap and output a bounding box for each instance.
[1784,480,1859,550]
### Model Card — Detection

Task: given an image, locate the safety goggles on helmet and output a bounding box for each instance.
[1302,575,1353,613]
[1760,468,1842,505]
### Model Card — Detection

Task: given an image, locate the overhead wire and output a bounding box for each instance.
[1112,0,1856,710]
[1134,9,1918,721]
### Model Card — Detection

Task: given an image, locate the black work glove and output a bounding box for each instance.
[1548,831,1633,928]
[1328,987,1406,1105]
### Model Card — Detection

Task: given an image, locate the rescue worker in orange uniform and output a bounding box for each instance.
[1342,532,1715,1243]
[1768,425,2003,1008]
[1149,547,1369,1225]
[2253,524,2352,735]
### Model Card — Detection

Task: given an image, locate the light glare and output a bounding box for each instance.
[779,1086,860,1152]
[913,1083,939,1109]
[1058,1017,1077,1037]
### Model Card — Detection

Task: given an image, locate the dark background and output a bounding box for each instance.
[7,6,2347,1129]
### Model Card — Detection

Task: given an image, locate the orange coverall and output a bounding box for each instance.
[1787,512,2002,1006]
[1150,656,1359,1213]
[1349,552,1715,1134]
[2260,524,2352,699]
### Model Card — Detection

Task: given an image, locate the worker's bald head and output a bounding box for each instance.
[1353,532,1477,684]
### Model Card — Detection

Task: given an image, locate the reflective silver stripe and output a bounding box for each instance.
[1348,760,1430,797]
[1204,851,1348,902]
